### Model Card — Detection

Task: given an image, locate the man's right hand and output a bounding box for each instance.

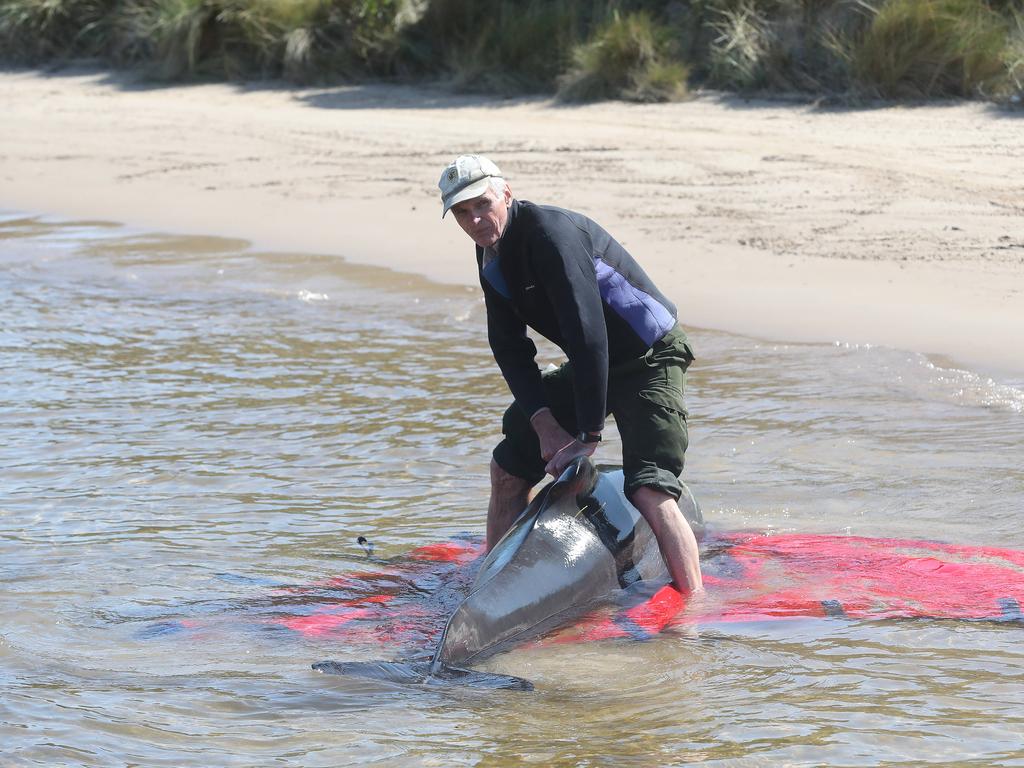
[529,407,575,462]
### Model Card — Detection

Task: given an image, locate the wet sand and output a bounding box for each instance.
[2,67,1022,378]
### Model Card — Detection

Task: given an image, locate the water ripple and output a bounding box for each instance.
[1,214,1022,765]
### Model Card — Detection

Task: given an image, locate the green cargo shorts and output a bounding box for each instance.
[492,325,694,501]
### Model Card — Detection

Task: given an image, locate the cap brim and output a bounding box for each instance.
[441,177,492,218]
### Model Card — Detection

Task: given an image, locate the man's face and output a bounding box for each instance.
[450,183,512,249]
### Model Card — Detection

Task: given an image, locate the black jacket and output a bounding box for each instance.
[478,199,677,433]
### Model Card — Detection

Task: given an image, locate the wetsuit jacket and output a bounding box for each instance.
[478,199,677,434]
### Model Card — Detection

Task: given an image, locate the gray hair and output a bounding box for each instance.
[489,176,508,196]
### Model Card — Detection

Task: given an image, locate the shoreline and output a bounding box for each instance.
[3,68,1022,381]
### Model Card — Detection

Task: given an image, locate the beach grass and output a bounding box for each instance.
[106,0,407,80]
[0,0,115,61]
[403,0,611,92]
[853,0,1010,97]
[1,0,1022,103]
[703,0,871,92]
[557,11,690,101]
[988,0,1023,102]
[113,0,288,79]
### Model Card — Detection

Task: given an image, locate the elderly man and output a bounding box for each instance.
[439,154,703,594]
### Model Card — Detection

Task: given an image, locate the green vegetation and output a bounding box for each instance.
[1007,6,1024,100]
[1,0,1022,103]
[407,0,605,92]
[703,0,872,93]
[0,0,410,79]
[557,11,690,101]
[853,0,1009,97]
[0,0,115,60]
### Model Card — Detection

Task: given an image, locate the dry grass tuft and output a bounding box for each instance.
[0,0,115,62]
[853,0,1009,98]
[557,11,690,102]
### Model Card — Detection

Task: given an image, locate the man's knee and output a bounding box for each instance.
[624,465,683,504]
[490,457,534,495]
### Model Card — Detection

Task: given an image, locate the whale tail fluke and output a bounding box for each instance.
[312,659,533,691]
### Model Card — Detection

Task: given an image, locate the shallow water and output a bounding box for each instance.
[2,212,1023,766]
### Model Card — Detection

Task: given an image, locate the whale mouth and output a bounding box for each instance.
[312,659,533,691]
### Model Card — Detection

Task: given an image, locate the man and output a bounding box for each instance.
[438,154,703,594]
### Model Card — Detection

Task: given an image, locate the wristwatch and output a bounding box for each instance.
[577,431,602,444]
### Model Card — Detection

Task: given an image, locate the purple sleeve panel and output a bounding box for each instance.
[594,258,676,347]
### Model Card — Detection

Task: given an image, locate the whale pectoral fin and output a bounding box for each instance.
[313,659,433,684]
[520,456,596,519]
[552,455,598,497]
[430,665,534,691]
[312,660,533,691]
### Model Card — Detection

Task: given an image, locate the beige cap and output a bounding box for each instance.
[438,155,503,218]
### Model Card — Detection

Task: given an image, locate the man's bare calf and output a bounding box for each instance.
[630,485,704,593]
[486,458,533,551]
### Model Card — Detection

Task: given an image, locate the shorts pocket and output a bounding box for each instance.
[638,384,689,419]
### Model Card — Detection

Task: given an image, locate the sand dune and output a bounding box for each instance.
[2,68,1022,378]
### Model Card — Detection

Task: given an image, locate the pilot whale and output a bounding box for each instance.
[313,457,704,690]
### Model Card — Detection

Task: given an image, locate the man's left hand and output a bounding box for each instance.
[544,438,598,477]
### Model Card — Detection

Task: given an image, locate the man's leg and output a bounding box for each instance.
[611,326,700,591]
[489,364,578,551]
[630,485,703,593]
[487,458,534,551]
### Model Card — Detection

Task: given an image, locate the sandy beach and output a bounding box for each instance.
[2,68,1022,379]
